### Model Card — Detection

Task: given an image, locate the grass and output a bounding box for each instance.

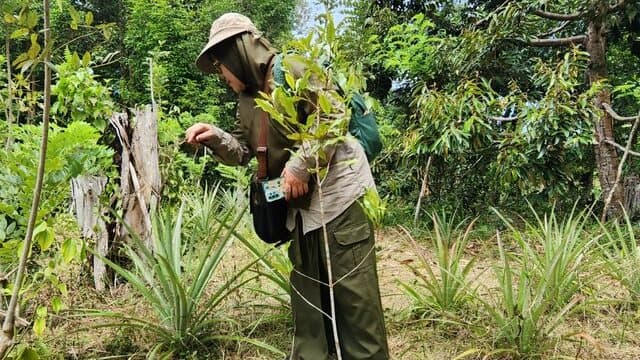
[598,210,640,305]
[14,201,640,359]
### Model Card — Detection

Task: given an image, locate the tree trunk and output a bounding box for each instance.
[70,176,108,291]
[587,2,624,219]
[624,176,640,217]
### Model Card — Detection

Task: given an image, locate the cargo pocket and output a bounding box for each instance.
[332,221,373,278]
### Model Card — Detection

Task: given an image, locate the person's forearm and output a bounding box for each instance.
[205,127,251,166]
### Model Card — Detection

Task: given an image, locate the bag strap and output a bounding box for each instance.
[256,56,275,180]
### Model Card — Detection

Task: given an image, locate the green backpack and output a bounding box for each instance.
[272,54,383,162]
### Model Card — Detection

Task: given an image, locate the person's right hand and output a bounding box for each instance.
[185,123,218,146]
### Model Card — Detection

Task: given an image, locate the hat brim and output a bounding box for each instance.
[195,28,250,74]
[195,45,216,74]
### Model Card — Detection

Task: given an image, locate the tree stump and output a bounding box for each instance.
[70,176,108,291]
[109,107,160,253]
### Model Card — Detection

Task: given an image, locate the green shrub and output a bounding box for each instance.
[0,122,113,269]
[78,191,283,358]
[397,211,477,320]
[474,206,598,358]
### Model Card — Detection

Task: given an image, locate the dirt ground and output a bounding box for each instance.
[54,226,640,359]
[373,228,640,360]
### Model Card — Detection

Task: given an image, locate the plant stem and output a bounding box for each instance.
[414,155,432,226]
[4,37,14,150]
[0,0,51,355]
[148,57,156,108]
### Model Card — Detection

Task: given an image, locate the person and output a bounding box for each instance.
[186,13,389,360]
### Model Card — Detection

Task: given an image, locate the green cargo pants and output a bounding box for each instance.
[288,201,389,360]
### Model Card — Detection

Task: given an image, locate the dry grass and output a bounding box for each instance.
[18,226,640,359]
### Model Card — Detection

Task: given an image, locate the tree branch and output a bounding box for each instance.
[0,312,28,328]
[489,116,519,122]
[528,35,587,47]
[532,9,584,21]
[603,140,640,157]
[602,117,640,222]
[538,21,571,38]
[602,103,640,122]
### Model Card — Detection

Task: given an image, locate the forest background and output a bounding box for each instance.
[1,0,640,359]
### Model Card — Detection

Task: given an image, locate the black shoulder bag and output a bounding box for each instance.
[249,65,291,245]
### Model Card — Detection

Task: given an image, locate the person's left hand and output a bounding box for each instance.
[282,168,309,201]
[185,123,219,146]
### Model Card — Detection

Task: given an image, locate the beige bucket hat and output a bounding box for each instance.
[196,13,259,74]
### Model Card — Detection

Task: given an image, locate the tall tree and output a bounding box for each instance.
[350,0,639,217]
[504,0,636,218]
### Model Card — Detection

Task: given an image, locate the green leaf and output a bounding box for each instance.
[62,238,77,263]
[318,93,332,114]
[463,118,473,132]
[34,222,54,251]
[18,348,40,360]
[285,72,296,90]
[82,52,91,67]
[51,296,63,313]
[57,282,68,296]
[25,11,38,29]
[4,14,15,24]
[27,34,41,59]
[10,28,29,39]
[69,7,80,30]
[326,14,335,44]
[85,12,94,26]
[33,306,47,337]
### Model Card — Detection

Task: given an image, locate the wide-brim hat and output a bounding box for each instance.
[196,13,259,74]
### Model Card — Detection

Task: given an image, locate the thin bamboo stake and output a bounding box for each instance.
[0,0,51,355]
[414,156,432,226]
[601,117,640,222]
[314,52,342,359]
[4,37,14,150]
[148,58,156,108]
[316,163,342,360]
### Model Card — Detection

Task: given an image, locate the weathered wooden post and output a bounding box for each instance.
[110,106,160,252]
[624,176,640,217]
[71,176,108,291]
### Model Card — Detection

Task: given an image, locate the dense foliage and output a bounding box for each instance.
[341,0,640,220]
